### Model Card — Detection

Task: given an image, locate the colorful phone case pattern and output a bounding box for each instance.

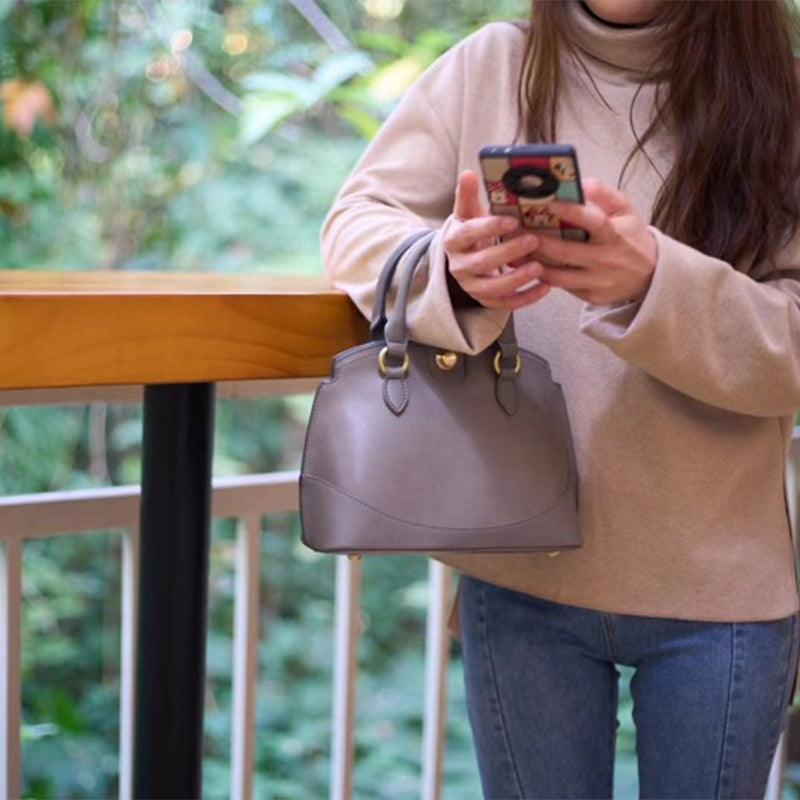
[481,152,586,241]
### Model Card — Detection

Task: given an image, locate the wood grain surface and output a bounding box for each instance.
[0,271,368,389]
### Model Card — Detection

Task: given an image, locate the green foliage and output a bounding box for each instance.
[0,0,528,274]
[0,407,86,493]
[199,514,479,800]
[21,532,122,798]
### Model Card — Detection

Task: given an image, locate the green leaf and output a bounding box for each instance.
[353,29,411,57]
[335,103,383,140]
[311,49,373,95]
[416,27,461,54]
[239,71,310,96]
[239,95,300,145]
[46,688,86,735]
[239,52,372,143]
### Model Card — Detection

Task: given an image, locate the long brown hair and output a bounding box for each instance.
[519,0,800,272]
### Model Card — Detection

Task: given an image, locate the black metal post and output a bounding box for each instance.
[133,383,215,800]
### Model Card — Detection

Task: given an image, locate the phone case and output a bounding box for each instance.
[479,144,587,241]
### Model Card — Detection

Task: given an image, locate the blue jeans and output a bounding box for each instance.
[458,576,799,800]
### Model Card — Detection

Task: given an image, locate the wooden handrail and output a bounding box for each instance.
[0,269,373,799]
[0,271,368,389]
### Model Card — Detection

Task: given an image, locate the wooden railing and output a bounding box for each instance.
[0,270,367,389]
[0,271,369,798]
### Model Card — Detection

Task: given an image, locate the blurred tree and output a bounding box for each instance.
[0,0,527,273]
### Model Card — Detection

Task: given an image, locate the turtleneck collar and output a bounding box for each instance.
[566,0,664,80]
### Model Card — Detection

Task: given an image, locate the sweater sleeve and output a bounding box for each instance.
[320,27,511,355]
[580,227,800,417]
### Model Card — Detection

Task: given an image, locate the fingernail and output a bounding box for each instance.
[500,217,518,230]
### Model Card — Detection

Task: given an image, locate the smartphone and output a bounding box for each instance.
[478,144,588,242]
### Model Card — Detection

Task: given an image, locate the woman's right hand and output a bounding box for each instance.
[444,170,551,310]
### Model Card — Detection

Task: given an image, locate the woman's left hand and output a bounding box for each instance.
[534,178,657,305]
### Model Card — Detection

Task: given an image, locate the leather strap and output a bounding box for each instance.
[369,229,433,340]
[384,231,436,356]
[494,317,521,414]
[380,233,435,415]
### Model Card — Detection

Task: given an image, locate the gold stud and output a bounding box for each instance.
[435,351,459,371]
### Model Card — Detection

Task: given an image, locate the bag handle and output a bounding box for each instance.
[368,229,434,340]
[383,234,519,364]
[381,232,436,357]
[381,231,522,416]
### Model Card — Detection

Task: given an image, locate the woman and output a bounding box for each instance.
[322,1,800,796]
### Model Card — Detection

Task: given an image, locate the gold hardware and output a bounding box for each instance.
[548,551,560,558]
[378,347,410,376]
[348,554,362,562]
[435,351,459,371]
[493,350,522,376]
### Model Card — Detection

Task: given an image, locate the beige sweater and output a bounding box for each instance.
[321,1,800,622]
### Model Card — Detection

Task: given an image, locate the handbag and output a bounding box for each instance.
[299,230,581,555]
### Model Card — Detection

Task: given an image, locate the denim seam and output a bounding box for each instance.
[477,581,525,799]
[785,614,800,710]
[596,615,618,798]
[600,613,619,662]
[715,623,741,798]
[604,668,618,799]
[763,615,798,767]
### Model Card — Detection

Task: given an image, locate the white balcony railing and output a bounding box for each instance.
[0,381,454,800]
[0,381,798,800]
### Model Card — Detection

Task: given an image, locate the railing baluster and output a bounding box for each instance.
[231,514,262,800]
[421,562,452,800]
[765,734,786,800]
[786,443,799,539]
[330,555,362,800]
[119,525,140,800]
[0,537,22,800]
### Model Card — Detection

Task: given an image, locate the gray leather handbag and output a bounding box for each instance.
[300,230,581,555]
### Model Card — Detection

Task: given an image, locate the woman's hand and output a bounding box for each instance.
[444,172,657,309]
[535,178,657,305]
[444,171,550,310]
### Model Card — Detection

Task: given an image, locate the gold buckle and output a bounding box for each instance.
[493,350,521,376]
[378,347,410,377]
